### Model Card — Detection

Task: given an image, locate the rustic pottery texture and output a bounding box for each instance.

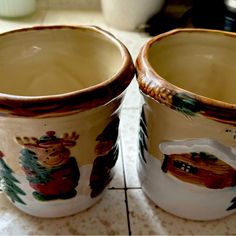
[0,25,134,217]
[136,29,236,220]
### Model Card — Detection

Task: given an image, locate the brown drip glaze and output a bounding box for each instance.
[136,29,236,125]
[0,26,135,118]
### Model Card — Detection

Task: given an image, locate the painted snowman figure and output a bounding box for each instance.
[16,131,80,201]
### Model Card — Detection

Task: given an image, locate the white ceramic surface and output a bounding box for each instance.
[0,0,36,18]
[101,0,165,31]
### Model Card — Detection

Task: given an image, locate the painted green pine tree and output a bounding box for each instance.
[172,93,201,116]
[139,105,148,163]
[0,151,26,205]
[19,149,51,184]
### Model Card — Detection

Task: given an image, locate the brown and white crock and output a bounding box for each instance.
[136,29,236,220]
[0,25,134,217]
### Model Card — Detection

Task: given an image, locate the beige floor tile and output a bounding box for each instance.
[0,189,128,235]
[120,108,141,188]
[128,189,236,235]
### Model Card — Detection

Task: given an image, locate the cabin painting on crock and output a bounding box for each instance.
[138,96,236,212]
[161,93,236,210]
[159,139,236,191]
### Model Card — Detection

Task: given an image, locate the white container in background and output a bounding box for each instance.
[0,0,36,18]
[101,0,165,31]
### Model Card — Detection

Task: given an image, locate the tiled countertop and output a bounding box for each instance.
[0,4,236,236]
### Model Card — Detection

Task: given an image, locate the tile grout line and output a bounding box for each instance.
[122,107,140,110]
[108,187,141,190]
[119,139,132,236]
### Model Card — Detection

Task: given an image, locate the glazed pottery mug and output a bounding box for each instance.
[136,29,236,220]
[0,25,134,217]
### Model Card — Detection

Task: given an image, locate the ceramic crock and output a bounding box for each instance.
[136,29,236,220]
[0,25,134,217]
[0,0,36,18]
[101,0,165,31]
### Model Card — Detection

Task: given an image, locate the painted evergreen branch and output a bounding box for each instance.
[227,196,236,211]
[19,149,51,184]
[0,152,26,205]
[139,105,148,163]
[172,93,201,116]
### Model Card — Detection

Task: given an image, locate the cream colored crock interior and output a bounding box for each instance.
[148,31,236,104]
[0,27,123,96]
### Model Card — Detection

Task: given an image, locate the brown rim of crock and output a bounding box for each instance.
[136,28,236,125]
[0,25,135,118]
